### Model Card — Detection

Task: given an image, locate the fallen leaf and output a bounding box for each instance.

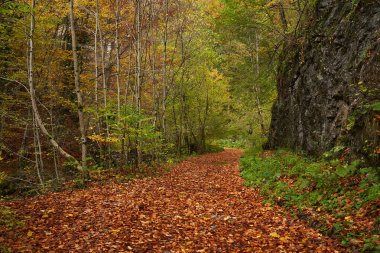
[270,232,280,238]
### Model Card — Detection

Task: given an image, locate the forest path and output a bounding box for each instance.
[1,149,342,252]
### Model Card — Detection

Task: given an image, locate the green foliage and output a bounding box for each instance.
[73,178,90,189]
[240,156,282,186]
[215,0,277,142]
[244,135,267,156]
[369,101,380,111]
[214,139,246,148]
[358,167,380,203]
[205,144,225,153]
[335,160,361,178]
[351,0,359,8]
[240,149,379,250]
[0,171,6,183]
[322,145,345,159]
[0,206,24,229]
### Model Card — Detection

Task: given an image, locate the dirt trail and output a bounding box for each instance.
[1,149,342,252]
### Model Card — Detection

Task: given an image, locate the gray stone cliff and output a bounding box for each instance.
[266,0,380,164]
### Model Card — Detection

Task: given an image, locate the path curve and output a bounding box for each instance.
[1,149,342,252]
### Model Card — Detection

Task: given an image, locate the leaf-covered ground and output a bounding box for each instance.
[0,149,344,252]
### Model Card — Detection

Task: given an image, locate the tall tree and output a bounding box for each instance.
[69,0,87,169]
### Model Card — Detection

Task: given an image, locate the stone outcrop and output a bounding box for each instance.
[266,0,380,163]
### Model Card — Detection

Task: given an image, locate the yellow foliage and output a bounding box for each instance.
[0,171,6,182]
[87,135,120,144]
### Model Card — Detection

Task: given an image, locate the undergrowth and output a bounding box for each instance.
[0,206,23,229]
[240,149,380,252]
[0,205,24,252]
[214,138,247,149]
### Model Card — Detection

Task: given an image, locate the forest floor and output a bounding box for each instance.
[0,149,345,252]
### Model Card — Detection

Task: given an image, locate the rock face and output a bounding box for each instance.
[266,0,380,163]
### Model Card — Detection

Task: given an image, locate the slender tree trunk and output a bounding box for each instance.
[94,1,100,130]
[96,0,107,109]
[35,120,44,176]
[171,91,179,149]
[50,110,59,181]
[69,0,87,169]
[279,1,288,32]
[149,1,158,129]
[252,33,266,135]
[135,0,142,112]
[152,33,158,128]
[100,38,107,109]
[121,49,133,166]
[135,0,143,167]
[162,0,169,137]
[177,32,186,154]
[115,0,121,120]
[18,121,29,172]
[114,0,123,167]
[26,0,81,170]
[200,88,209,153]
[124,48,133,106]
[95,0,111,167]
[32,113,44,186]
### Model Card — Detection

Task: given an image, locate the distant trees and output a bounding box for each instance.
[0,0,230,188]
[0,0,312,189]
[215,0,311,141]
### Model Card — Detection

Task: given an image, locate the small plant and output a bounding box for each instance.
[73,178,91,189]
[0,206,24,229]
[323,146,345,159]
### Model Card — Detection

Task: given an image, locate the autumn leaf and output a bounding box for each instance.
[270,232,280,238]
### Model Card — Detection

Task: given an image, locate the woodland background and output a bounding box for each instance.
[0,0,303,189]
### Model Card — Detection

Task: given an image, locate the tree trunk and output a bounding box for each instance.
[279,1,288,32]
[32,112,44,186]
[253,33,266,136]
[115,0,121,120]
[135,0,142,167]
[69,0,87,169]
[94,0,100,129]
[27,0,81,170]
[161,0,169,137]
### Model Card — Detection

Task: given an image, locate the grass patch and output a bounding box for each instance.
[240,149,380,252]
[214,138,247,149]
